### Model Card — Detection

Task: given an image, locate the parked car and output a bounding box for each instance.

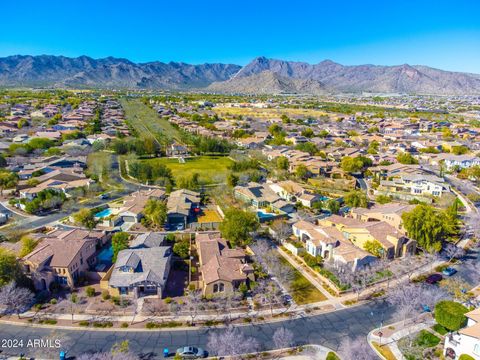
[176,223,185,230]
[425,273,443,284]
[442,267,457,277]
[175,346,207,359]
[98,193,110,200]
[281,294,293,305]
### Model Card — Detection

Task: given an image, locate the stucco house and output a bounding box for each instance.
[444,308,480,360]
[196,232,254,296]
[107,247,171,298]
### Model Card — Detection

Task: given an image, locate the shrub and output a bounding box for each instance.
[326,352,340,360]
[101,290,110,300]
[459,355,475,360]
[414,330,440,347]
[79,321,90,327]
[121,322,129,328]
[435,300,469,331]
[49,298,57,305]
[38,318,57,325]
[164,297,173,304]
[93,321,113,328]
[432,323,448,335]
[86,286,95,297]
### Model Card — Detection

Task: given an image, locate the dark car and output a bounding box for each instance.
[175,346,207,359]
[425,273,443,284]
[442,267,457,277]
[281,294,293,305]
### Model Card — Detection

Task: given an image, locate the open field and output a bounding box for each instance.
[120,98,182,143]
[213,106,329,119]
[141,156,233,184]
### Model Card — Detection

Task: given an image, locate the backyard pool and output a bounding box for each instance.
[256,210,277,221]
[95,208,113,218]
[97,246,113,264]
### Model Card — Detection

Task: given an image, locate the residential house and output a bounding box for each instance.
[269,180,323,208]
[443,155,480,170]
[118,188,166,224]
[375,173,450,202]
[319,215,416,259]
[22,229,107,290]
[234,182,295,213]
[444,308,480,360]
[292,220,376,271]
[196,232,254,296]
[107,247,171,298]
[166,189,201,227]
[350,203,415,233]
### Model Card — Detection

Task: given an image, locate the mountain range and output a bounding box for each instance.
[1,54,480,95]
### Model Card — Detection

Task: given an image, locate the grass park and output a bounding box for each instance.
[120,98,181,142]
[141,155,234,185]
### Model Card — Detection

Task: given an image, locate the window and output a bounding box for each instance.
[474,344,480,355]
[213,284,219,293]
[219,283,225,292]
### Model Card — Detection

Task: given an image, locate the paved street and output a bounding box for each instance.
[0,301,393,358]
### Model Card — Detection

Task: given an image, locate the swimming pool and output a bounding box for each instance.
[256,210,277,220]
[95,208,113,218]
[97,246,113,263]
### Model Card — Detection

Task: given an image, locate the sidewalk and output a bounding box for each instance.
[367,314,435,360]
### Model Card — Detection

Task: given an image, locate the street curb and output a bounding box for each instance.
[0,300,369,333]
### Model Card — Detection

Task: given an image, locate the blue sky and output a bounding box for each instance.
[1,0,479,73]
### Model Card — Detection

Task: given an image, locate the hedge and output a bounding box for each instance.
[434,300,468,331]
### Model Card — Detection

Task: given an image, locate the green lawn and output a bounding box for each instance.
[142,156,233,184]
[278,256,327,304]
[120,98,182,142]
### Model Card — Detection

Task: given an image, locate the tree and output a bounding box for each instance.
[269,220,292,243]
[227,173,239,187]
[112,232,130,262]
[443,243,465,263]
[301,128,314,138]
[376,194,392,204]
[0,170,18,195]
[363,240,384,257]
[326,199,340,214]
[276,156,289,170]
[0,248,21,286]
[387,283,446,325]
[207,326,260,359]
[18,236,38,257]
[185,289,202,325]
[344,190,368,208]
[73,208,97,229]
[340,156,364,173]
[219,208,259,247]
[173,240,189,259]
[440,278,471,302]
[272,327,295,350]
[0,281,34,318]
[397,152,418,165]
[143,199,167,227]
[295,164,310,180]
[402,204,454,252]
[434,300,468,331]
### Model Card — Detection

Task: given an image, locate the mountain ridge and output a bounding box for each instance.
[1,54,480,95]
